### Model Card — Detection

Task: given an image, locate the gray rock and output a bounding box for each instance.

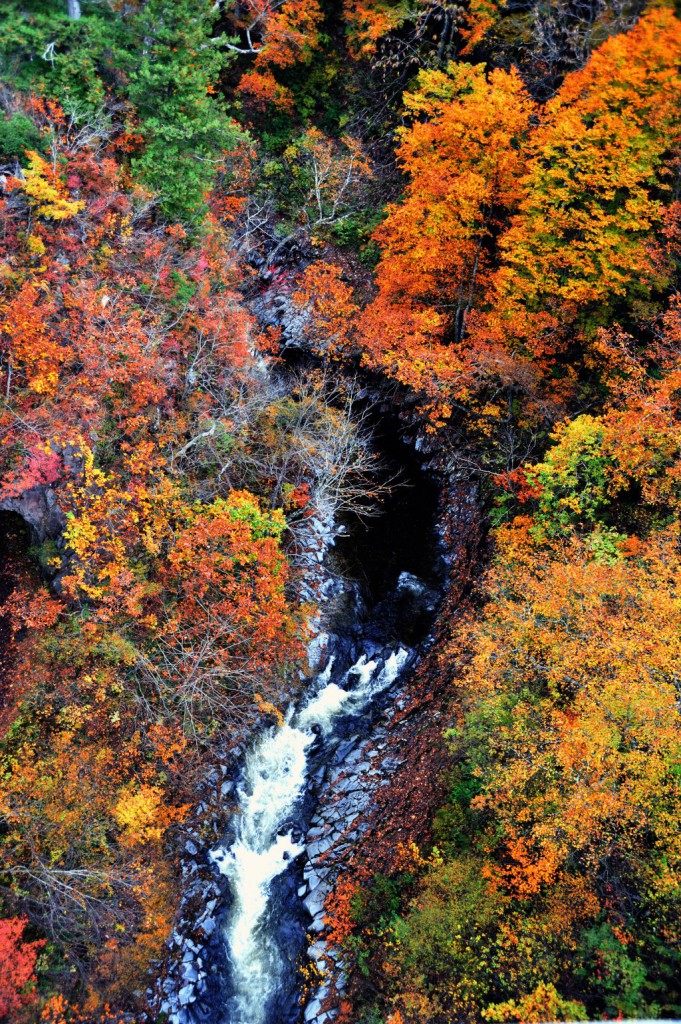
[342,748,364,767]
[304,996,322,1022]
[307,835,334,859]
[1,485,66,544]
[304,884,326,920]
[178,984,195,1006]
[333,776,360,795]
[308,940,326,960]
[182,964,198,983]
[310,910,326,933]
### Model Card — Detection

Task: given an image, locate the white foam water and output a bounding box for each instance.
[370,647,410,695]
[211,647,409,1024]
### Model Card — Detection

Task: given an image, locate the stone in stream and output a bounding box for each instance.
[304,996,323,1022]
[310,911,326,933]
[178,984,196,1006]
[332,776,361,795]
[308,939,326,961]
[306,835,335,859]
[333,738,357,762]
[304,885,326,920]
[182,963,198,983]
[341,748,365,767]
[304,865,321,886]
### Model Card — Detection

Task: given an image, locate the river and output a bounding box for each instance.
[210,416,444,1024]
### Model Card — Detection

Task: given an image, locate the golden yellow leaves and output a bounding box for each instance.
[254,693,285,726]
[483,982,588,1023]
[113,785,166,848]
[11,152,84,222]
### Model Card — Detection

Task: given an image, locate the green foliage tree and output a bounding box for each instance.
[0,0,242,220]
[122,0,242,221]
[0,112,44,160]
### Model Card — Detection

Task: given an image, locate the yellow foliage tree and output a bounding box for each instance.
[12,152,84,221]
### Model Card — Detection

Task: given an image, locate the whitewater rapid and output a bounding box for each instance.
[210,646,410,1024]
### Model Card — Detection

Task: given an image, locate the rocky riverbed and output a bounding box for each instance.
[149,256,456,1024]
[151,454,447,1024]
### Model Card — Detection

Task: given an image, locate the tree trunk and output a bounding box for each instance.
[66,0,81,19]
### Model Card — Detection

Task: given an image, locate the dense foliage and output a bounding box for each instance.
[1,1,680,1022]
[300,7,681,1024]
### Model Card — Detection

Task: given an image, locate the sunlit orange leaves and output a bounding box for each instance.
[363,60,534,359]
[495,6,681,343]
[301,10,681,435]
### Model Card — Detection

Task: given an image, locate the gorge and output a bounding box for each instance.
[2,4,681,1021]
[179,400,448,1024]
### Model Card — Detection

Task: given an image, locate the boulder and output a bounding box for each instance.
[0,485,65,544]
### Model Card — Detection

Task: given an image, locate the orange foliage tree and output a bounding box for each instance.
[0,918,45,1020]
[301,9,681,444]
[226,0,324,111]
[360,61,534,400]
[491,6,681,354]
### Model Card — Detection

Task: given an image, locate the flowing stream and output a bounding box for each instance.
[211,647,410,1023]
[209,412,443,1024]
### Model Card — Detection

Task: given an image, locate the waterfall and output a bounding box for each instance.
[211,646,410,1024]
